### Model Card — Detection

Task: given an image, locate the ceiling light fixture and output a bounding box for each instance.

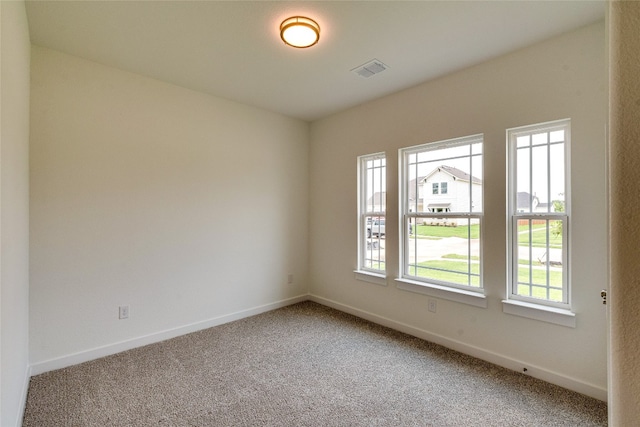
[280,16,320,48]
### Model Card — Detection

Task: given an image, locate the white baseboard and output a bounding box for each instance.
[14,364,32,427]
[309,294,607,402]
[30,295,308,376]
[28,293,607,403]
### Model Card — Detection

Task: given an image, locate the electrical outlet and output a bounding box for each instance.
[119,305,129,320]
[287,274,294,284]
[428,298,437,313]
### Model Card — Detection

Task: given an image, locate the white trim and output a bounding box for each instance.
[506,118,571,309]
[15,365,32,427]
[357,152,386,274]
[400,133,484,155]
[399,135,484,293]
[354,270,387,286]
[26,293,604,403]
[309,294,605,402]
[502,299,576,328]
[29,295,308,376]
[395,278,487,308]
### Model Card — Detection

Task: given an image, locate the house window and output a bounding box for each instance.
[357,153,386,275]
[507,119,570,308]
[432,182,448,194]
[400,135,483,292]
[429,206,451,213]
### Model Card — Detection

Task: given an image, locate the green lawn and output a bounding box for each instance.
[405,255,561,295]
[517,283,563,302]
[517,223,563,249]
[414,224,480,239]
[405,221,562,298]
[517,263,562,286]
[408,259,480,287]
[364,261,385,271]
[516,260,563,302]
[443,254,479,261]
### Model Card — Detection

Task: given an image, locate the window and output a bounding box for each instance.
[432,182,448,194]
[429,207,451,213]
[357,153,386,277]
[507,119,570,309]
[400,135,483,293]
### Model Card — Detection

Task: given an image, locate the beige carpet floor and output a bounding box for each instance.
[23,301,607,426]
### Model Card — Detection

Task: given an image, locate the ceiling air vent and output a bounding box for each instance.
[351,59,388,78]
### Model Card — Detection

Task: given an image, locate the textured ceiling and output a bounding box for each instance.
[26,1,605,121]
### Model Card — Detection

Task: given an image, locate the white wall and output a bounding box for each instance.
[29,47,309,370]
[309,22,608,399]
[1,1,31,425]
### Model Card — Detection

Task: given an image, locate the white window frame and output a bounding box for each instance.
[355,152,387,285]
[504,119,574,326]
[397,135,486,308]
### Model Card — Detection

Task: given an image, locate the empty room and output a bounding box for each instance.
[2,1,639,425]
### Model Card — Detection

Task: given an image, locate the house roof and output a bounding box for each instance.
[366,192,386,207]
[517,192,539,209]
[424,166,482,184]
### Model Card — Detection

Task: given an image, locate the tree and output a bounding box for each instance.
[551,200,564,239]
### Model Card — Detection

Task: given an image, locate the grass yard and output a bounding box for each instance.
[517,222,563,249]
[517,283,563,302]
[405,255,560,294]
[414,224,480,239]
[517,263,562,286]
[443,254,479,261]
[516,260,563,302]
[408,259,480,287]
[364,261,385,271]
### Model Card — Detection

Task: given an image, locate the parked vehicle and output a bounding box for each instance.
[367,219,385,237]
[366,218,413,237]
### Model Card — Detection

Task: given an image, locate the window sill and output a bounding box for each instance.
[354,270,387,286]
[395,278,487,308]
[502,299,576,328]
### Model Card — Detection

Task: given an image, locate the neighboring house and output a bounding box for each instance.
[420,165,482,225]
[366,191,386,214]
[517,191,540,212]
[517,192,558,213]
[408,176,426,213]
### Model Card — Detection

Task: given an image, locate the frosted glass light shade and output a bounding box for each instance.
[280,16,320,48]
